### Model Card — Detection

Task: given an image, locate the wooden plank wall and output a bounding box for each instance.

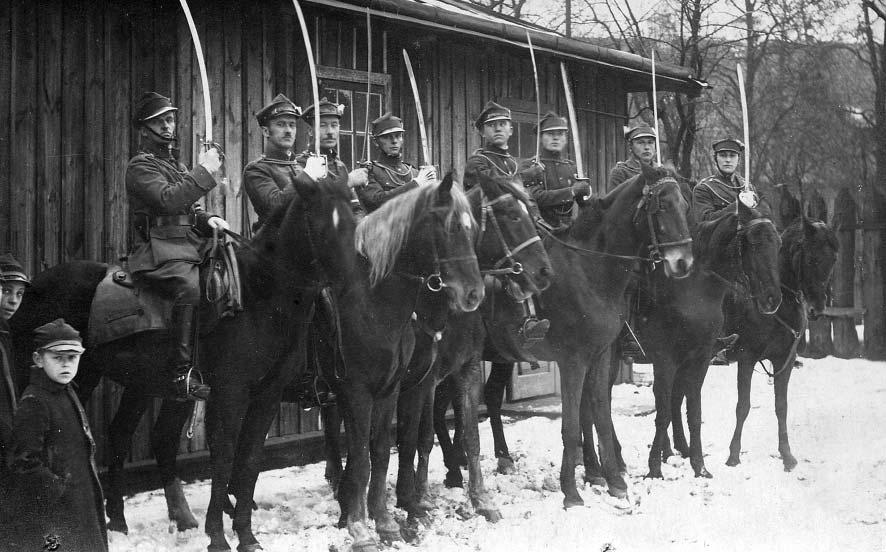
[1,0,628,466]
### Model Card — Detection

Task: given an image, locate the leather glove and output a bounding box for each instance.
[304,155,328,181]
[572,181,592,199]
[207,217,230,232]
[348,167,369,188]
[198,147,222,174]
[414,166,437,187]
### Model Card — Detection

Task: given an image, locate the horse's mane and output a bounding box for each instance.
[355,179,473,287]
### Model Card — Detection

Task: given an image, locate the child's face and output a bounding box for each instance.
[480,120,513,149]
[1,281,26,321]
[33,350,82,385]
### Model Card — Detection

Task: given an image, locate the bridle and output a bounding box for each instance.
[398,204,478,293]
[475,190,541,277]
[634,176,693,264]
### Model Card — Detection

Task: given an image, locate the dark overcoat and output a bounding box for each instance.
[243,154,309,231]
[0,318,16,478]
[521,152,584,228]
[692,173,756,222]
[464,146,542,218]
[357,158,418,213]
[1,368,106,552]
[607,158,642,189]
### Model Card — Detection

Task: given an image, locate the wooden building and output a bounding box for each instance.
[0,0,704,468]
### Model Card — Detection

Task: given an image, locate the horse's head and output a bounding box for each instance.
[356,174,484,312]
[734,201,783,314]
[632,163,694,278]
[468,173,553,301]
[783,218,838,317]
[254,170,357,289]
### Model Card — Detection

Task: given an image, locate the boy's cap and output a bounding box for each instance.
[0,252,30,285]
[536,111,568,133]
[34,318,85,353]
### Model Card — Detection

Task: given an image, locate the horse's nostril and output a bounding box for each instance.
[467,288,481,304]
[677,258,687,273]
[539,266,552,278]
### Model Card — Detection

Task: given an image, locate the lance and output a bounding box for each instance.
[292,0,323,171]
[651,49,661,165]
[526,30,541,162]
[736,64,758,208]
[559,62,590,199]
[402,49,431,166]
[360,8,372,164]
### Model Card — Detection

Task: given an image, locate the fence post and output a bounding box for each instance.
[833,190,860,358]
[804,193,834,358]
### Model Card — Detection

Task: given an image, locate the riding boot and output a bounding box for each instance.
[168,304,210,401]
[711,333,739,366]
[619,327,646,363]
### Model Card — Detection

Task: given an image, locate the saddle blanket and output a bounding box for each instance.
[87,267,169,347]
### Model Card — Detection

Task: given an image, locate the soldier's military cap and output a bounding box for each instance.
[301,98,345,123]
[536,111,568,133]
[0,252,29,286]
[255,94,302,126]
[34,318,85,353]
[624,125,656,142]
[132,91,178,127]
[712,138,745,153]
[475,101,512,129]
[371,113,405,137]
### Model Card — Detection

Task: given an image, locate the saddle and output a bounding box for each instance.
[481,275,541,364]
[87,237,243,347]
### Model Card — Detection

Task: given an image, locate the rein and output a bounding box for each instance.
[476,191,539,277]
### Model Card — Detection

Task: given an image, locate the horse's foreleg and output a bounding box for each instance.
[338,388,376,552]
[106,387,151,534]
[321,403,344,492]
[395,377,430,519]
[151,398,199,531]
[433,378,463,488]
[368,392,402,544]
[588,353,627,498]
[558,357,586,508]
[727,359,754,467]
[205,384,250,552]
[685,363,712,478]
[773,362,797,471]
[414,378,436,507]
[579,381,605,487]
[457,357,501,522]
[485,362,514,474]
[647,361,676,480]
[669,377,689,459]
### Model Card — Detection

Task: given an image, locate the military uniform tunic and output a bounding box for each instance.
[464,146,542,218]
[520,152,581,228]
[357,158,419,213]
[692,173,755,222]
[607,158,643,189]
[125,141,217,300]
[243,153,310,231]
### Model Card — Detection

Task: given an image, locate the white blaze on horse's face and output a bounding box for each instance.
[332,206,340,230]
[461,212,473,230]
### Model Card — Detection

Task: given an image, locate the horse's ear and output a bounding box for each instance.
[439,172,454,196]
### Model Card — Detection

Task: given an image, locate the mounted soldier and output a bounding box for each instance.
[693,137,761,222]
[521,111,591,231]
[125,91,227,401]
[355,113,436,213]
[297,98,369,218]
[464,100,549,343]
[608,125,657,188]
[243,94,312,232]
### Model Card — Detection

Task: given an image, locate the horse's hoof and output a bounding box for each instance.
[563,495,584,509]
[584,475,607,487]
[377,529,404,545]
[351,539,379,552]
[726,456,741,467]
[443,471,464,488]
[695,467,714,479]
[237,543,263,552]
[208,541,232,552]
[644,469,663,479]
[477,507,502,523]
[107,518,129,535]
[497,456,516,475]
[607,486,628,499]
[782,455,798,472]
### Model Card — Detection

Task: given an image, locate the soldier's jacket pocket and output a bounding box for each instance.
[147,226,202,264]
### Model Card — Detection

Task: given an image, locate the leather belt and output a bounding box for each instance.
[154,214,196,227]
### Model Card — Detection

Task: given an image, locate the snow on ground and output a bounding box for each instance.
[111,356,886,552]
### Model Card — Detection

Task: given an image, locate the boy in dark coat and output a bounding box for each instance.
[1,253,29,478]
[3,319,107,552]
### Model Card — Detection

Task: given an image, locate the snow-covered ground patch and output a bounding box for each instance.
[110,356,886,551]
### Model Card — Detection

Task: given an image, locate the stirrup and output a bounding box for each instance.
[519,317,549,347]
[710,349,731,366]
[173,367,210,401]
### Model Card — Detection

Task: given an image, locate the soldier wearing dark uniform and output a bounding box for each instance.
[356,113,436,213]
[242,94,311,232]
[608,125,657,189]
[297,98,368,218]
[520,111,591,230]
[125,92,227,401]
[692,137,757,222]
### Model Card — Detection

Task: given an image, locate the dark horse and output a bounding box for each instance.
[633,200,783,480]
[390,173,553,524]
[319,177,484,552]
[438,163,694,506]
[10,175,358,547]
[715,217,836,471]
